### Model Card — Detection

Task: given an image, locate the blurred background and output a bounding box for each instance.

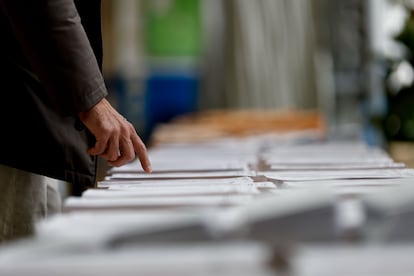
[100,0,414,165]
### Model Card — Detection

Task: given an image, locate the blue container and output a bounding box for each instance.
[144,72,199,138]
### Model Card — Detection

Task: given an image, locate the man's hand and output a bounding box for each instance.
[78,98,152,172]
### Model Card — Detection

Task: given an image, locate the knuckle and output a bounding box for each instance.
[101,123,112,133]
[127,122,135,131]
[125,151,135,161]
[103,124,120,135]
[120,125,129,134]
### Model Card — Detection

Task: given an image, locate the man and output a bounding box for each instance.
[0,0,152,242]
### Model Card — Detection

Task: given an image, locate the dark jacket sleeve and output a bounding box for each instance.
[0,0,108,116]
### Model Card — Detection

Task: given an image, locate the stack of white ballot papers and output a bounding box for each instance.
[292,244,414,276]
[261,168,414,182]
[64,177,272,212]
[261,141,397,168]
[257,141,414,190]
[0,241,275,276]
[108,142,259,174]
[64,139,274,212]
[4,137,414,275]
[63,139,414,228]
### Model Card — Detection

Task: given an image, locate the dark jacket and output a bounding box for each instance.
[0,0,108,191]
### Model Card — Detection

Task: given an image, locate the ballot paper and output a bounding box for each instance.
[35,210,208,243]
[233,187,338,242]
[81,184,260,198]
[106,139,260,176]
[106,170,256,180]
[281,177,414,187]
[147,140,260,159]
[292,244,414,276]
[362,180,414,212]
[274,178,414,197]
[261,168,414,182]
[269,162,405,170]
[97,176,255,188]
[262,142,393,165]
[63,195,254,212]
[108,158,250,173]
[263,155,394,165]
[97,177,276,190]
[360,183,414,241]
[0,242,274,276]
[262,140,386,154]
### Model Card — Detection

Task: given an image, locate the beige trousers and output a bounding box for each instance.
[0,164,62,243]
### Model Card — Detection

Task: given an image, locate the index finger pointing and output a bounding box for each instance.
[131,134,152,173]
